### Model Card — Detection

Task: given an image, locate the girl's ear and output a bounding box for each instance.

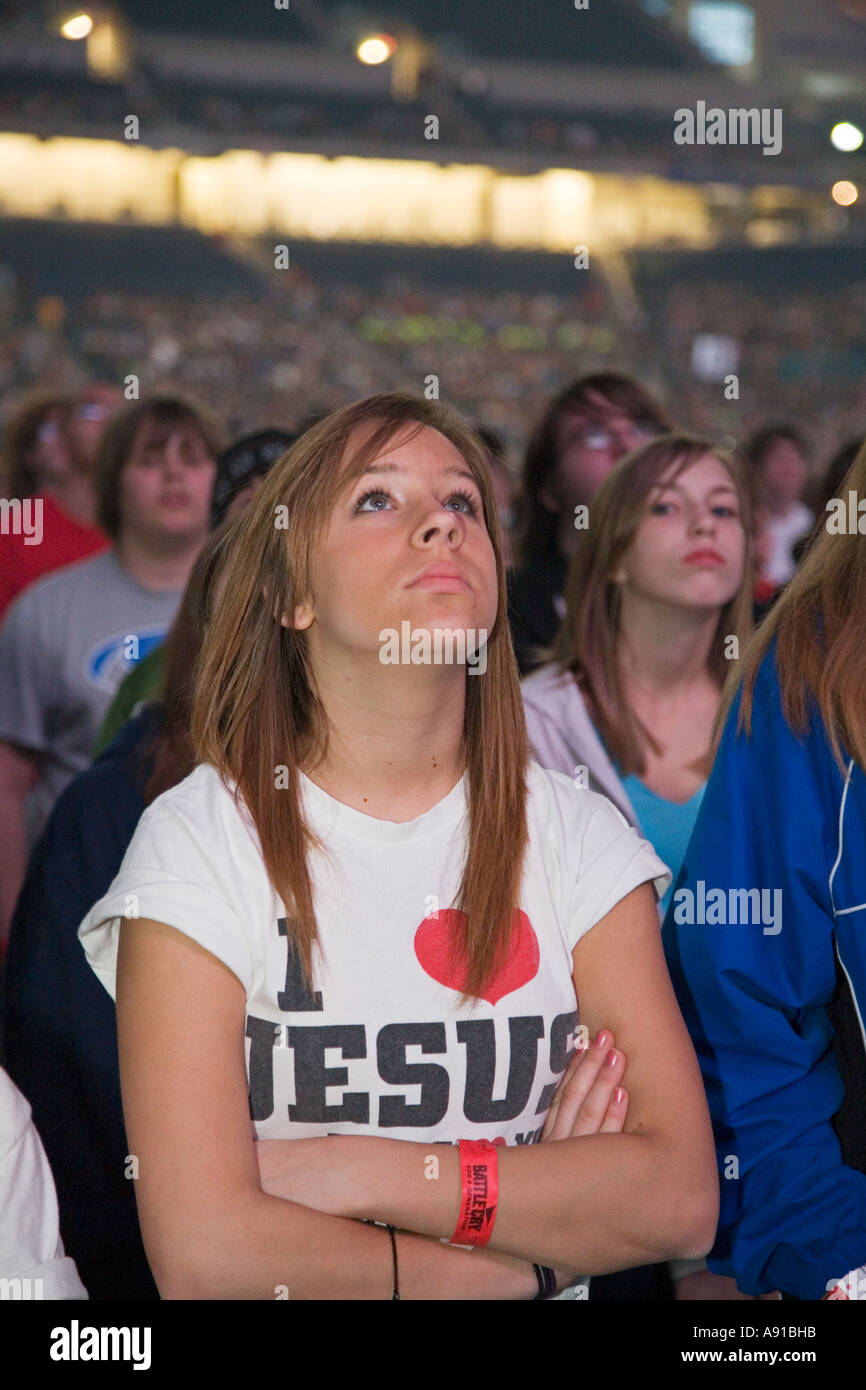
[281,603,314,631]
[261,583,314,629]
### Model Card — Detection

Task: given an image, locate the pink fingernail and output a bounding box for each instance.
[613,1087,626,1104]
[605,1049,618,1068]
[595,1031,609,1050]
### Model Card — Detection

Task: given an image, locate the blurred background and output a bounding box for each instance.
[0,0,864,462]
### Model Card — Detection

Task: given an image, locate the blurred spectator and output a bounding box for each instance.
[508,372,672,673]
[744,425,813,597]
[3,528,228,1300]
[210,427,297,528]
[0,387,116,622]
[94,426,297,756]
[0,394,225,945]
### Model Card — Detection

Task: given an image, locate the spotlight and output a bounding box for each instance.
[357,34,397,65]
[831,122,864,152]
[60,12,93,39]
[832,180,859,205]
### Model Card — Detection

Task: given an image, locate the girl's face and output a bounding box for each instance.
[292,423,499,669]
[614,453,746,612]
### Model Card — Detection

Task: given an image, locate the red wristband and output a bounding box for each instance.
[449,1139,499,1247]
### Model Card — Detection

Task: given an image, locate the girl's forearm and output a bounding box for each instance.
[158,1189,540,1300]
[348,1132,716,1273]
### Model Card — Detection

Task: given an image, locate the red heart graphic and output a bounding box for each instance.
[414,908,539,1005]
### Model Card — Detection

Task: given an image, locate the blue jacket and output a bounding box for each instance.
[662,643,866,1300]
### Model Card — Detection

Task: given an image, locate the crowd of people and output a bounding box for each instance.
[1,349,864,1304]
[4,264,866,470]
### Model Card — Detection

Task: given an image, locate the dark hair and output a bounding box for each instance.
[474,423,506,462]
[742,424,808,472]
[95,395,227,540]
[513,371,672,565]
[211,429,297,528]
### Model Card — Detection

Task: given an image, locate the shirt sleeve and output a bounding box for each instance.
[0,1068,88,1300]
[0,587,51,754]
[77,785,254,1000]
[662,650,866,1299]
[566,790,671,951]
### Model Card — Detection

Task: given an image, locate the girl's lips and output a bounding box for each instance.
[408,575,471,590]
[682,550,725,565]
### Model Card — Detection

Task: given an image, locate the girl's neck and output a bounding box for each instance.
[616,593,720,700]
[301,656,467,822]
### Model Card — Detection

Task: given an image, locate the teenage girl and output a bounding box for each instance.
[79,393,716,1299]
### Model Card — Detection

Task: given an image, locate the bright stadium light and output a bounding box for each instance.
[357,34,397,65]
[831,121,864,152]
[832,180,859,205]
[60,12,94,39]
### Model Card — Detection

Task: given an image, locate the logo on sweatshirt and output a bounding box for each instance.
[84,626,167,692]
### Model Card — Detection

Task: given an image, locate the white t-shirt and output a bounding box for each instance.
[0,1068,88,1301]
[78,758,668,1294]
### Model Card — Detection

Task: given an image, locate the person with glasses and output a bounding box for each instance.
[508,372,672,674]
[0,386,120,623]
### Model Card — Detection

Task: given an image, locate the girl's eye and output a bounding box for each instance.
[353,486,481,517]
[713,505,738,518]
[354,488,393,512]
[650,500,675,515]
[447,487,481,518]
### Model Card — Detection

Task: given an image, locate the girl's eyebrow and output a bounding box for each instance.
[650,481,738,496]
[356,461,480,487]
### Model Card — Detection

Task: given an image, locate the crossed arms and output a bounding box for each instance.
[115,881,718,1299]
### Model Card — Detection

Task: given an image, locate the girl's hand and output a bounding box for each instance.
[540,1028,628,1297]
[540,1028,628,1143]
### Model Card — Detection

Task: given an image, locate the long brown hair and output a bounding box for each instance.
[723,437,866,772]
[550,434,754,775]
[190,392,530,1003]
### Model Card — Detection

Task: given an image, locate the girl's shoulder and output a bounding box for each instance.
[133,761,260,863]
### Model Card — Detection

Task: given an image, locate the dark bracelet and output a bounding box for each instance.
[533,1264,557,1300]
[386,1224,400,1301]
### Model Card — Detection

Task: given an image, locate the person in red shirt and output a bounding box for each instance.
[0,385,120,622]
